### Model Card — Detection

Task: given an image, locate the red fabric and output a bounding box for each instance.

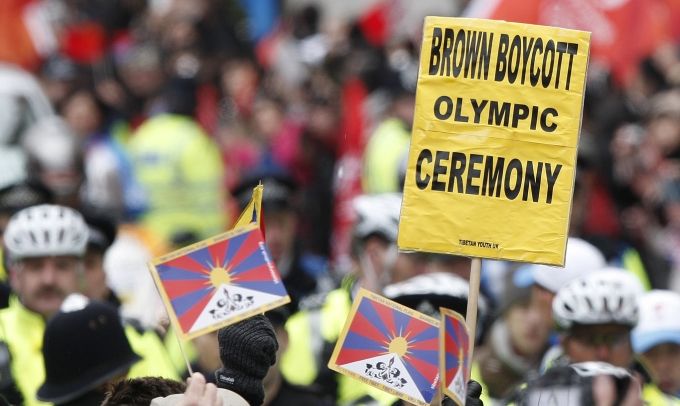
[582,177,620,238]
[469,0,676,85]
[255,23,283,70]
[259,205,267,241]
[61,21,106,64]
[331,78,369,265]
[667,0,680,39]
[269,120,304,182]
[0,0,41,71]
[196,83,219,136]
[488,0,542,23]
[358,1,390,47]
[222,138,261,191]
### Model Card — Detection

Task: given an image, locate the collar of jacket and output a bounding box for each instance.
[7,295,45,353]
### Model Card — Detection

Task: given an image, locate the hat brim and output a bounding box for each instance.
[37,352,141,404]
[632,330,680,354]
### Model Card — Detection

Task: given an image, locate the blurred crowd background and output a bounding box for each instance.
[1,0,680,404]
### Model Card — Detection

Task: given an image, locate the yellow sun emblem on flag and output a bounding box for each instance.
[205,257,235,288]
[385,334,412,358]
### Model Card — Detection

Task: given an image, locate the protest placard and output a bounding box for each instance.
[398,17,591,266]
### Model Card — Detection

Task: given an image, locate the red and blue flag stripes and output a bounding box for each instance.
[332,290,440,404]
[153,226,287,334]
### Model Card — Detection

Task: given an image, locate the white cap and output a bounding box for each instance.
[632,290,680,354]
[531,237,606,293]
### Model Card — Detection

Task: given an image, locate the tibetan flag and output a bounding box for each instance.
[329,288,440,406]
[149,223,289,339]
[232,183,264,235]
[439,308,470,406]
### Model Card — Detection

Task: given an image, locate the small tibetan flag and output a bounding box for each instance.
[329,288,440,406]
[149,223,289,339]
[439,307,470,405]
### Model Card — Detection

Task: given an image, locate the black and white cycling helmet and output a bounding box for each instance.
[552,269,643,329]
[352,193,402,243]
[512,362,636,405]
[3,204,88,260]
[384,271,488,340]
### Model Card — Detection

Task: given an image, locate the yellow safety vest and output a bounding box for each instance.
[621,248,652,290]
[362,118,411,194]
[128,114,226,244]
[643,383,680,406]
[0,297,178,405]
[163,325,198,376]
[0,248,6,282]
[125,325,180,381]
[469,361,492,405]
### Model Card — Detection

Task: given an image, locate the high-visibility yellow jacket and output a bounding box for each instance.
[0,248,6,282]
[643,383,680,406]
[128,114,226,244]
[0,297,179,406]
[362,118,410,194]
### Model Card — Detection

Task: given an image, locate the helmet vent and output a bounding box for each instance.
[29,231,38,245]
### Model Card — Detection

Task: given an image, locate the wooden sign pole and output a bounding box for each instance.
[464,257,481,381]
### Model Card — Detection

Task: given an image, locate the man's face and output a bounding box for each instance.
[9,256,80,318]
[563,324,634,368]
[640,343,680,395]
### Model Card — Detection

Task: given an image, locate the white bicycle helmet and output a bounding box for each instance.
[3,204,88,260]
[352,193,402,242]
[552,269,642,329]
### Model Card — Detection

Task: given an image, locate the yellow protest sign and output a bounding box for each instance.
[398,17,590,265]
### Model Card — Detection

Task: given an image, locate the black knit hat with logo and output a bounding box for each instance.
[215,314,279,406]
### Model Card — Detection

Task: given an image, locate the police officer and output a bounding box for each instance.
[0,204,177,405]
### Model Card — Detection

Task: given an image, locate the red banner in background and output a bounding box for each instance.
[464,0,678,85]
[331,77,369,272]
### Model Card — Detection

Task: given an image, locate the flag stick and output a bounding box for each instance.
[439,381,444,406]
[173,329,194,376]
[465,257,481,381]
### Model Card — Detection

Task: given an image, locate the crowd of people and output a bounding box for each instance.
[1,0,680,405]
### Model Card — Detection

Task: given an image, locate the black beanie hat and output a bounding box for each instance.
[215,315,279,406]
